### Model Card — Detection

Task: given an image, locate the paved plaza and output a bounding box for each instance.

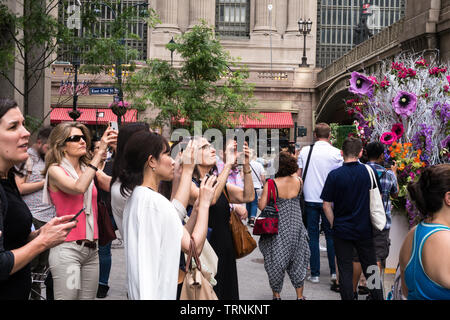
[99,229,394,301]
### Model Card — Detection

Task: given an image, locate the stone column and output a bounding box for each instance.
[153,0,180,32]
[253,0,277,33]
[286,0,302,35]
[188,0,215,29]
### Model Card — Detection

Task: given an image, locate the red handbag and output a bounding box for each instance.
[253,179,279,235]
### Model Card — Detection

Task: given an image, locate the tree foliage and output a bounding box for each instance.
[124,21,255,132]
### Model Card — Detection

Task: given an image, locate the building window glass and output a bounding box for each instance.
[215,0,250,38]
[58,0,148,63]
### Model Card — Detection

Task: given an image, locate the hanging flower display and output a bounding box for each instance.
[393,91,417,117]
[349,72,374,97]
[345,52,449,227]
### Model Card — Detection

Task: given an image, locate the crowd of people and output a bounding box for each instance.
[0,98,448,300]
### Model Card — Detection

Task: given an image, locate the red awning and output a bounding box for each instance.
[238,112,294,129]
[50,107,137,125]
[172,112,294,129]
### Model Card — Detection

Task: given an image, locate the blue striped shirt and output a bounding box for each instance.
[367,162,398,230]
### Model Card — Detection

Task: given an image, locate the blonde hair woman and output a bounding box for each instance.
[43,122,117,300]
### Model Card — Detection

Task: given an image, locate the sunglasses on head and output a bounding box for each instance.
[65,135,86,143]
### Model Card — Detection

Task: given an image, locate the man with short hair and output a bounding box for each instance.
[352,141,399,296]
[321,137,384,300]
[16,126,55,300]
[297,123,342,284]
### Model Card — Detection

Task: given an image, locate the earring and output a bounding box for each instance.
[152,167,156,171]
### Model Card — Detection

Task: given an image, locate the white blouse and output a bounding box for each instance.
[123,186,183,300]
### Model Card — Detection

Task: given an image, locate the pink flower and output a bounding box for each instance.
[447,75,450,84]
[380,132,398,145]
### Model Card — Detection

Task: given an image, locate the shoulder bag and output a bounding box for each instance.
[224,188,257,259]
[180,238,218,300]
[364,164,387,231]
[253,179,279,236]
[94,178,117,246]
[300,144,314,228]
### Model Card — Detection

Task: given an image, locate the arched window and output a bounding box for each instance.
[215,0,250,38]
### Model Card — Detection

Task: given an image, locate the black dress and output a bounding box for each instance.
[208,188,239,300]
[0,174,33,300]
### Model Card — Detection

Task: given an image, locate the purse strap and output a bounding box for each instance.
[302,144,315,181]
[266,179,278,211]
[185,237,202,272]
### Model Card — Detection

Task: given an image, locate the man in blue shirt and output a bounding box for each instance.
[321,137,384,300]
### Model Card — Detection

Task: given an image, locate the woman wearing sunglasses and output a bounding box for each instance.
[42,122,117,300]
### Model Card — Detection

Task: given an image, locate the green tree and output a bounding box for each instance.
[124,21,256,132]
[0,0,72,116]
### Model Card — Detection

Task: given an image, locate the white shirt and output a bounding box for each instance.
[123,186,183,300]
[298,141,343,203]
[111,180,128,238]
[249,160,265,189]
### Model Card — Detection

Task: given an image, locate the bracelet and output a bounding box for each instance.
[88,164,98,172]
[243,169,252,175]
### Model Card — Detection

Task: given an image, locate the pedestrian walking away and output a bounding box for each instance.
[321,137,384,300]
[259,151,310,300]
[297,123,342,285]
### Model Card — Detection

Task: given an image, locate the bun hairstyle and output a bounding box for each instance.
[119,130,169,197]
[407,164,450,218]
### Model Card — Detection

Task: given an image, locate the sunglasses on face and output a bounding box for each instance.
[65,135,86,143]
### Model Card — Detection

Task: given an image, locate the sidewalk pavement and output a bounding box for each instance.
[101,231,395,300]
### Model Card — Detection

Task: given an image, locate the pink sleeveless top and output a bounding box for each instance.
[49,167,98,242]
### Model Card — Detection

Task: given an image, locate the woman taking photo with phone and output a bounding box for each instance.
[188,138,254,300]
[42,122,117,300]
[120,131,217,299]
[0,99,77,300]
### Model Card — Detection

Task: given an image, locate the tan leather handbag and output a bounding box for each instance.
[224,190,257,259]
[180,238,218,300]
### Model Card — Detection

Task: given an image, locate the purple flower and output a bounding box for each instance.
[441,135,450,149]
[412,124,434,158]
[349,72,374,97]
[393,91,417,117]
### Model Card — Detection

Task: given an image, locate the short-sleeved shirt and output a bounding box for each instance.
[249,160,264,189]
[298,141,343,203]
[320,162,374,240]
[21,148,56,223]
[367,162,398,230]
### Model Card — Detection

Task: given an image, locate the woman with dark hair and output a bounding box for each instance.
[399,164,450,300]
[0,98,77,300]
[258,151,310,300]
[110,122,149,238]
[120,131,217,299]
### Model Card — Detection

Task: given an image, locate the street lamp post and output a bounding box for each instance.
[168,37,175,66]
[298,18,313,68]
[68,46,81,121]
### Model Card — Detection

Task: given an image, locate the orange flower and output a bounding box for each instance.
[399,163,405,170]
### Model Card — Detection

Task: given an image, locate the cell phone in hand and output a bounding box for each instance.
[70,207,85,222]
[109,121,119,132]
